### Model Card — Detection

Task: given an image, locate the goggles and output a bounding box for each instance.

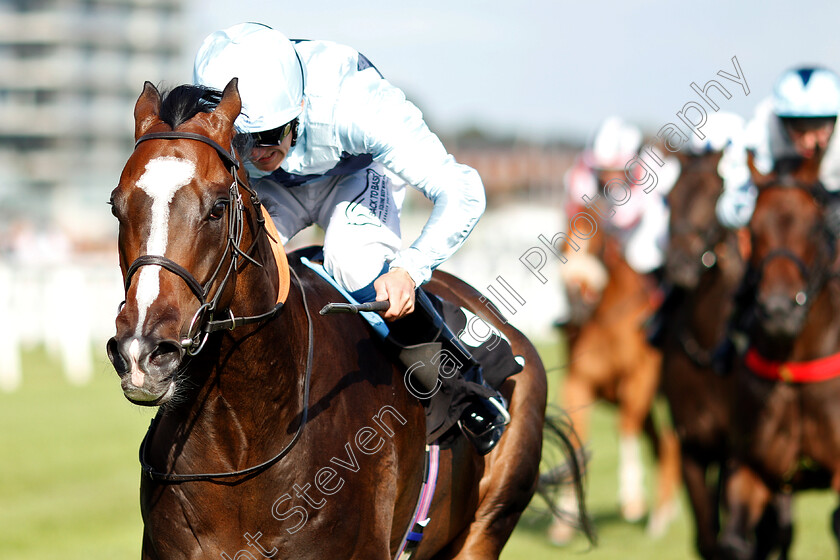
[780,116,837,133]
[249,119,297,147]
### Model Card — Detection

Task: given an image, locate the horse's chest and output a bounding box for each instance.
[739,376,840,482]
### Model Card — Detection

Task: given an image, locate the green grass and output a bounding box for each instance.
[0,346,153,560]
[502,341,838,559]
[0,343,837,559]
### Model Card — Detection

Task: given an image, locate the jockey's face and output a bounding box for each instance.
[781,117,836,159]
[596,169,626,188]
[250,131,294,172]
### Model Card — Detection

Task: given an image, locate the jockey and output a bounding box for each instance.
[565,116,677,276]
[713,66,840,373]
[559,116,677,329]
[193,22,508,454]
[716,65,840,229]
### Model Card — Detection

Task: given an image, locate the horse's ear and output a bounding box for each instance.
[212,78,242,131]
[134,81,163,140]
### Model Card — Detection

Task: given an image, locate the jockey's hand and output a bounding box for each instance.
[374,268,416,321]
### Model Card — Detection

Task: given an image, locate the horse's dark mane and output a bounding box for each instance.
[159,84,253,157]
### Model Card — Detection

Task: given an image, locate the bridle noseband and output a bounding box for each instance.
[124,131,283,356]
[126,130,314,483]
[749,183,838,315]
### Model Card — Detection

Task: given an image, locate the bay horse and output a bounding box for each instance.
[106,79,582,559]
[718,154,840,559]
[549,174,681,544]
[659,149,745,559]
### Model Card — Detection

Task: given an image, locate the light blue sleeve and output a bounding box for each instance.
[716,180,757,229]
[337,74,485,287]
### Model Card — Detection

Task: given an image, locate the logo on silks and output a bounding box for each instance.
[344,169,391,227]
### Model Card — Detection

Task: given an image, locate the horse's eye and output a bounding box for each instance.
[209,199,229,221]
[108,195,119,218]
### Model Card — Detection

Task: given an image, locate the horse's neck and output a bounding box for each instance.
[682,232,740,343]
[155,254,306,471]
[790,281,840,361]
[593,254,654,327]
[686,266,733,348]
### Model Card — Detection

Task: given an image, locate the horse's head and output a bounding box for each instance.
[665,150,725,289]
[747,153,833,342]
[106,79,251,405]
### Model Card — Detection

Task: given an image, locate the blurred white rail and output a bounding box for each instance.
[0,203,568,392]
[0,257,123,391]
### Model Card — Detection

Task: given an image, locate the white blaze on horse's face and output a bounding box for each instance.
[133,156,196,336]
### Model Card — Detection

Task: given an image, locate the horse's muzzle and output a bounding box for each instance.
[756,293,808,340]
[665,248,710,290]
[106,336,183,405]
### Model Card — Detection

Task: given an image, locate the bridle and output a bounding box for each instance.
[748,183,838,317]
[668,221,726,271]
[123,131,284,357]
[124,130,314,482]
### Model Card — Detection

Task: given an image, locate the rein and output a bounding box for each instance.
[744,182,840,380]
[124,131,312,481]
[669,221,725,271]
[139,265,314,482]
[126,132,283,355]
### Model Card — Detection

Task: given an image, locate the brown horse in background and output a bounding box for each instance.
[549,174,681,544]
[718,155,840,560]
[106,80,583,559]
[660,149,745,559]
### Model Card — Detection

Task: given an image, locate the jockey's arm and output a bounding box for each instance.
[340,78,486,318]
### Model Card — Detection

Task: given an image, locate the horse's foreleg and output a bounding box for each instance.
[718,464,772,560]
[681,452,718,560]
[643,412,681,538]
[829,470,840,560]
[754,491,792,560]
[618,431,647,522]
[831,503,840,560]
[617,350,660,524]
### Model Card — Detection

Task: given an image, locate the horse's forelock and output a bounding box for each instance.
[157,84,252,160]
[159,85,223,129]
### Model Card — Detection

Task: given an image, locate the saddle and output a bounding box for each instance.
[294,246,522,447]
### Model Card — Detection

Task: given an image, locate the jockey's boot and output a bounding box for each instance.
[391,290,510,455]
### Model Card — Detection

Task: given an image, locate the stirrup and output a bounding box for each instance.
[458,395,510,456]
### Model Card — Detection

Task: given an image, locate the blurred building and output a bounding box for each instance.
[0,0,187,249]
[451,143,576,204]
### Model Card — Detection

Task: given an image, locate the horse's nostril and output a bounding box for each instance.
[149,340,183,369]
[106,337,129,374]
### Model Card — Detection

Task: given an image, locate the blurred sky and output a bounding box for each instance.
[182,0,840,143]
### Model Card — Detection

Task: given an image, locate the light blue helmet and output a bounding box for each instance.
[585,116,642,170]
[772,66,840,119]
[193,22,305,133]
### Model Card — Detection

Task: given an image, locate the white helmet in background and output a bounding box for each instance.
[193,22,305,133]
[772,66,840,119]
[687,111,745,155]
[586,116,642,170]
